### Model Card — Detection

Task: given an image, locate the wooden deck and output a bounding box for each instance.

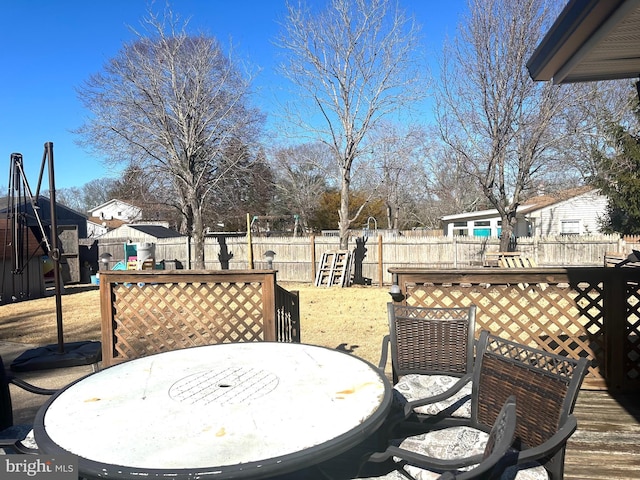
[565,390,640,479]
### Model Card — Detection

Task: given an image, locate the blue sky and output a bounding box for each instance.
[0,0,466,190]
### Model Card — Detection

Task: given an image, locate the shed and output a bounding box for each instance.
[97,223,184,242]
[0,197,87,287]
[0,219,46,302]
[96,224,186,271]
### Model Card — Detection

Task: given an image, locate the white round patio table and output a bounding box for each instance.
[33,342,391,479]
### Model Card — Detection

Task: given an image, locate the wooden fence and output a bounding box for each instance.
[96,233,640,284]
[99,270,300,367]
[389,266,640,392]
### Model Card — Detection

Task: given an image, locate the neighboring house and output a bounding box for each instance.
[441,187,608,238]
[88,199,142,223]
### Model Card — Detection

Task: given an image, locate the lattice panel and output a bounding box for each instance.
[111,282,265,362]
[625,282,640,380]
[406,282,605,383]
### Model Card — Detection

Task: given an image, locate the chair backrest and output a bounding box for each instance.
[471,331,588,478]
[0,355,15,430]
[387,303,476,383]
[437,395,518,480]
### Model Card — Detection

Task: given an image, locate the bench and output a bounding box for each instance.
[604,251,640,268]
[485,252,537,268]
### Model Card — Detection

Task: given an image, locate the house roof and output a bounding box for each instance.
[521,185,596,207]
[527,0,640,83]
[441,187,599,221]
[127,224,183,239]
[0,196,87,220]
[441,204,539,222]
[88,198,141,214]
[88,217,127,230]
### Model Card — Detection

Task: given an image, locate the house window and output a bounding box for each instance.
[473,220,491,237]
[452,221,468,236]
[561,219,581,235]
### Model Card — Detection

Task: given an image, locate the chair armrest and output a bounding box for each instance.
[403,373,473,418]
[0,438,39,454]
[378,335,390,371]
[369,445,484,470]
[514,415,578,464]
[8,377,58,396]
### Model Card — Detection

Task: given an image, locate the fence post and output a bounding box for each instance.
[453,236,458,268]
[186,236,191,270]
[247,213,254,269]
[310,235,316,282]
[378,234,383,286]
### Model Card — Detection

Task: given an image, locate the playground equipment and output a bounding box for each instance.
[4,143,101,371]
[250,214,302,236]
[125,241,156,270]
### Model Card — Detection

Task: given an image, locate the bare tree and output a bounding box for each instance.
[75,8,263,267]
[436,0,572,250]
[555,80,635,184]
[270,143,333,232]
[366,122,428,230]
[277,0,427,249]
[49,178,117,214]
[422,139,487,221]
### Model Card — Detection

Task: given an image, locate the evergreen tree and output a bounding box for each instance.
[595,91,640,235]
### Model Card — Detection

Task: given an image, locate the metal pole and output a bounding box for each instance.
[45,142,64,354]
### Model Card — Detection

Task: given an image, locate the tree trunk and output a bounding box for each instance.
[338,175,350,250]
[499,211,518,251]
[190,199,206,270]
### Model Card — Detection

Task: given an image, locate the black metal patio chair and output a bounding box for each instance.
[317,395,517,480]
[365,330,588,480]
[379,304,477,419]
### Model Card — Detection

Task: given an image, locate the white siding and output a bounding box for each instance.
[98,225,157,242]
[87,221,108,238]
[535,190,607,236]
[89,200,141,222]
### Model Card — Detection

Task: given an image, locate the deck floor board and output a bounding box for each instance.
[565,391,640,480]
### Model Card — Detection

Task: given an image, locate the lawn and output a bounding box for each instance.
[0,282,392,367]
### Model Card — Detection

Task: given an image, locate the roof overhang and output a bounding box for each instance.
[441,204,539,222]
[527,0,640,83]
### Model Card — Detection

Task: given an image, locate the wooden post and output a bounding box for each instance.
[378,234,383,286]
[605,268,626,390]
[247,213,253,269]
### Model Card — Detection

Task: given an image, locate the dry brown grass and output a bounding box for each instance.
[0,283,391,366]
